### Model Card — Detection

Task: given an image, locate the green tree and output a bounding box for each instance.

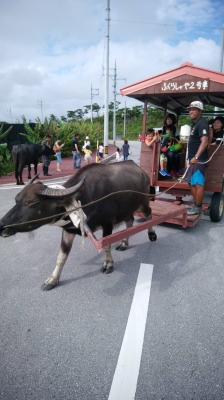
[49,114,57,121]
[67,111,76,120]
[61,116,67,122]
[74,109,84,120]
[92,103,101,117]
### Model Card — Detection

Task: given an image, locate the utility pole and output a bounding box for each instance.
[214,25,224,115]
[104,0,110,155]
[123,101,126,137]
[37,100,43,123]
[111,60,126,145]
[220,24,224,72]
[7,108,12,123]
[91,83,99,123]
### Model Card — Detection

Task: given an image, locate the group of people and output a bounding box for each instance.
[41,133,92,175]
[145,102,224,215]
[145,113,182,178]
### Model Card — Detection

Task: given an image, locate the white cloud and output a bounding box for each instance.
[0,0,223,123]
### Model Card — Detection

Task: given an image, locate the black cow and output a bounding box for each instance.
[12,142,55,185]
[0,161,157,290]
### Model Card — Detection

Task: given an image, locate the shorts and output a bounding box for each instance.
[56,152,62,164]
[160,153,167,162]
[185,163,208,186]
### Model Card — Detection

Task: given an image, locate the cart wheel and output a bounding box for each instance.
[210,192,224,222]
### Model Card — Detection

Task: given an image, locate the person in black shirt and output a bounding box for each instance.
[72,132,81,168]
[185,101,209,215]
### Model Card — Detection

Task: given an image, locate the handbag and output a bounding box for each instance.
[169,143,183,152]
[53,145,60,152]
[161,145,169,153]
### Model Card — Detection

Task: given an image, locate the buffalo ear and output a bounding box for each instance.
[39,177,85,198]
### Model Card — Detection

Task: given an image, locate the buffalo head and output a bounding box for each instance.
[0,176,85,237]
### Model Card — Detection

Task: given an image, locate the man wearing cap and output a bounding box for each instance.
[185,101,209,215]
[82,136,90,150]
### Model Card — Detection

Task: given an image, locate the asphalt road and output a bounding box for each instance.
[1,142,224,400]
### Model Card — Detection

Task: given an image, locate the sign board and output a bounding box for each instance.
[160,78,210,92]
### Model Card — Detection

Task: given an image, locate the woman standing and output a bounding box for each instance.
[54,137,64,172]
[122,139,130,161]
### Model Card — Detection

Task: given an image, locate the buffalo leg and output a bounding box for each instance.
[18,165,24,185]
[34,164,39,178]
[41,229,76,291]
[28,164,31,179]
[142,204,157,242]
[15,161,20,185]
[101,223,114,274]
[116,215,134,251]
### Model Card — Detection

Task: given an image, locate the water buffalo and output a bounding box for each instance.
[0,161,157,290]
[12,142,55,185]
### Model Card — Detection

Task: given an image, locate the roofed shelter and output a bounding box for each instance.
[120,61,224,135]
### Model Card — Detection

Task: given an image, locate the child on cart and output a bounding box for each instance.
[145,129,159,147]
[160,126,182,177]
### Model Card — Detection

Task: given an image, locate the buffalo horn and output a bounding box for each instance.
[27,174,40,185]
[40,177,85,198]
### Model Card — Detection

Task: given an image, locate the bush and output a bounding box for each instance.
[0,143,13,176]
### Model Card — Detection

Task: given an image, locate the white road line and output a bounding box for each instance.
[108,263,154,400]
[0,179,67,190]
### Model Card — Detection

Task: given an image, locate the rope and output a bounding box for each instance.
[3,140,223,229]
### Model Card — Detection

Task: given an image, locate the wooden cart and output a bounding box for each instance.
[140,140,224,227]
[120,61,224,228]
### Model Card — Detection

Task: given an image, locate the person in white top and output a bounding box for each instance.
[115,148,120,162]
[82,136,90,150]
[98,142,104,160]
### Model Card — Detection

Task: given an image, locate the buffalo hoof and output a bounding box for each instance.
[41,282,58,291]
[100,265,113,274]
[105,266,113,274]
[148,232,157,242]
[115,243,128,251]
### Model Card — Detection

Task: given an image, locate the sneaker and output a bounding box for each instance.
[164,170,170,176]
[159,170,166,176]
[175,170,183,177]
[170,170,175,177]
[187,205,202,215]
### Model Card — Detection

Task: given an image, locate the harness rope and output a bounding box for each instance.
[3,140,223,229]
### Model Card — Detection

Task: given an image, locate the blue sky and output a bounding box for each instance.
[0,0,223,123]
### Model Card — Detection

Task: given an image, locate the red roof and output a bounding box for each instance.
[120,62,224,114]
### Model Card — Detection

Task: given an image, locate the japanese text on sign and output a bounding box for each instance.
[161,79,209,92]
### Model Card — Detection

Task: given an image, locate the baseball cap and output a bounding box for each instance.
[86,136,89,139]
[186,101,204,110]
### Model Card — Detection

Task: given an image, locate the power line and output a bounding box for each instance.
[110,19,223,30]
